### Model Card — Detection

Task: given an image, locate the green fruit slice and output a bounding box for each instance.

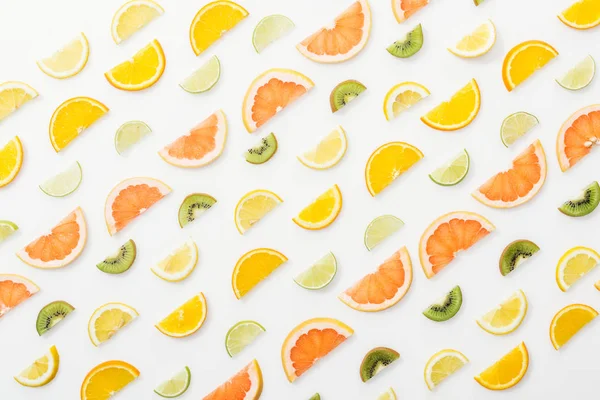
[309,395,321,400]
[387,24,423,58]
[364,215,404,251]
[556,55,595,91]
[245,133,278,164]
[423,286,462,322]
[179,55,221,93]
[252,14,295,53]
[293,252,337,290]
[97,239,136,274]
[36,300,75,336]
[178,193,217,227]
[500,112,539,147]
[154,366,191,398]
[429,149,470,186]
[474,0,485,5]
[0,220,18,242]
[559,181,600,217]
[225,320,265,357]
[499,239,540,276]
[39,161,82,197]
[330,80,367,113]
[115,120,152,155]
[360,347,400,382]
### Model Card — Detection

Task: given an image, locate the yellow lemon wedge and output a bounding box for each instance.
[476,290,528,335]
[424,349,468,390]
[234,189,283,235]
[297,126,348,170]
[14,345,59,387]
[556,246,600,291]
[0,81,38,121]
[37,33,89,79]
[151,239,198,282]
[87,302,138,346]
[111,0,164,44]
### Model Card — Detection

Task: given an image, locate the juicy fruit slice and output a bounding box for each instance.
[0,136,23,187]
[500,111,539,147]
[253,14,295,53]
[383,81,430,121]
[365,142,423,196]
[387,24,424,58]
[14,345,59,387]
[294,252,337,290]
[392,0,428,23]
[421,79,480,131]
[39,161,82,197]
[97,239,136,274]
[242,68,314,133]
[296,0,371,63]
[235,189,282,234]
[477,290,528,335]
[502,40,558,91]
[550,304,598,350]
[556,246,600,291]
[246,133,278,164]
[310,394,321,400]
[232,248,287,298]
[364,215,404,251]
[81,360,139,400]
[558,0,600,29]
[557,104,600,171]
[0,274,39,318]
[423,286,463,322]
[360,347,399,382]
[281,318,353,382]
[556,55,595,90]
[297,126,348,169]
[499,240,540,276]
[419,211,494,278]
[180,55,221,94]
[0,81,38,122]
[225,320,266,357]
[49,96,108,152]
[115,120,152,155]
[111,0,164,44]
[36,33,89,79]
[448,19,496,58]
[474,342,529,390]
[202,360,262,400]
[156,293,207,338]
[178,193,217,228]
[87,302,138,346]
[151,239,198,282]
[105,39,165,91]
[429,149,470,186]
[330,80,366,113]
[17,207,87,269]
[559,181,600,217]
[377,388,397,400]
[36,301,74,336]
[104,177,171,235]
[0,220,18,242]
[424,349,468,390]
[474,0,485,4]
[159,110,227,168]
[154,366,191,398]
[472,139,547,208]
[339,247,413,312]
[190,1,248,56]
[293,184,343,230]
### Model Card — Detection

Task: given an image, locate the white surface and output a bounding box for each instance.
[1,0,599,398]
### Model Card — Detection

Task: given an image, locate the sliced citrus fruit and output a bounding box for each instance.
[253,14,295,53]
[297,125,347,170]
[115,120,152,155]
[159,110,227,167]
[81,360,139,400]
[179,55,221,93]
[500,111,539,147]
[429,149,469,186]
[232,248,287,299]
[421,79,480,131]
[365,142,423,196]
[474,342,529,390]
[281,317,353,382]
[36,32,89,79]
[0,274,39,318]
[0,136,23,188]
[105,39,165,91]
[202,359,262,400]
[556,55,595,91]
[14,345,59,387]
[225,320,265,357]
[156,292,207,338]
[39,161,82,197]
[234,189,282,234]
[419,211,495,278]
[292,184,343,230]
[154,366,191,398]
[595,280,600,290]
[557,104,600,171]
[383,81,430,121]
[189,1,248,56]
[87,302,138,346]
[392,0,428,23]
[448,19,496,58]
[556,246,600,291]
[558,0,600,29]
[550,303,598,350]
[0,220,18,242]
[104,177,171,235]
[49,96,108,152]
[294,252,337,290]
[377,388,397,400]
[151,239,198,282]
[424,349,468,390]
[297,0,371,63]
[111,0,164,44]
[0,81,38,122]
[476,290,528,335]
[502,40,558,91]
[364,215,404,251]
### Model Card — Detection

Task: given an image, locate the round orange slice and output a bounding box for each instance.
[472,139,547,208]
[502,40,558,92]
[365,142,423,196]
[16,207,87,269]
[189,1,249,56]
[0,274,39,318]
[105,39,165,91]
[339,246,412,312]
[203,359,263,400]
[49,96,108,152]
[419,211,495,278]
[421,79,480,131]
[557,104,600,171]
[550,303,598,350]
[281,317,353,382]
[392,0,429,23]
[81,360,139,400]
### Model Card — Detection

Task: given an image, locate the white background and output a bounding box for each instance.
[1,0,599,398]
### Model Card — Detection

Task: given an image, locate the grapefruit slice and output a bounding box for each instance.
[158,110,227,168]
[203,359,263,400]
[242,68,314,133]
[16,207,87,269]
[105,177,171,235]
[472,139,547,208]
[392,0,429,23]
[338,247,412,312]
[419,211,495,278]
[281,317,353,382]
[0,274,39,318]
[296,0,371,63]
[557,104,600,172]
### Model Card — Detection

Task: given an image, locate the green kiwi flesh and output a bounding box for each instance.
[36,300,75,335]
[423,286,462,322]
[360,347,400,382]
[387,24,423,58]
[178,193,217,227]
[330,80,367,113]
[96,239,136,274]
[246,133,278,164]
[499,239,540,276]
[309,395,321,400]
[559,181,600,217]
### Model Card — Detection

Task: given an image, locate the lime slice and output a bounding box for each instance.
[179,55,220,93]
[364,215,404,251]
[429,150,470,186]
[556,55,595,91]
[39,161,82,197]
[252,15,295,53]
[225,320,265,357]
[293,252,337,290]
[0,220,18,242]
[115,120,151,155]
[500,112,539,147]
[154,366,191,398]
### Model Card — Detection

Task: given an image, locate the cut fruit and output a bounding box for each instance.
[16,207,87,269]
[246,133,278,164]
[253,14,295,53]
[154,366,191,398]
[556,55,595,91]
[387,24,423,58]
[190,1,248,56]
[383,81,430,121]
[502,40,558,92]
[476,290,528,335]
[423,286,463,322]
[558,181,600,217]
[39,161,82,197]
[377,388,397,400]
[0,81,38,122]
[156,293,207,338]
[500,111,539,147]
[339,247,412,312]
[81,360,139,400]
[14,345,59,387]
[242,68,314,133]
[429,149,470,186]
[36,33,89,79]
[550,304,598,350]
[178,193,217,228]
[0,136,23,188]
[448,19,496,58]
[87,302,138,346]
[281,317,353,382]
[0,274,39,318]
[419,211,495,278]
[310,394,321,400]
[330,80,366,113]
[36,301,74,336]
[104,177,171,235]
[151,239,198,282]
[392,0,428,23]
[105,39,165,91]
[360,347,399,382]
[49,96,108,152]
[179,55,221,94]
[556,246,600,291]
[202,360,262,400]
[292,184,343,230]
[499,240,540,276]
[293,252,337,290]
[421,79,480,131]
[365,142,423,196]
[297,125,348,169]
[558,0,600,29]
[364,215,404,251]
[115,120,152,155]
[97,239,136,274]
[557,104,600,171]
[472,139,547,208]
[424,349,468,390]
[0,220,18,242]
[225,320,266,357]
[474,0,485,4]
[296,0,371,63]
[111,0,164,44]
[474,342,529,390]
[232,248,287,298]
[234,189,282,234]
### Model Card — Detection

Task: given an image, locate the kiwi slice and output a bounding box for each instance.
[36,300,75,336]
[178,193,217,227]
[246,133,278,164]
[423,286,462,322]
[499,239,540,276]
[329,80,367,113]
[559,181,600,217]
[97,239,136,274]
[309,395,320,400]
[360,347,399,382]
[387,23,424,58]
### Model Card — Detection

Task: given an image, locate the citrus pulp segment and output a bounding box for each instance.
[87,302,138,346]
[476,290,528,335]
[429,149,469,186]
[154,366,191,398]
[202,360,263,400]
[0,136,23,187]
[49,96,108,152]
[556,55,595,90]
[225,320,266,357]
[105,39,165,91]
[550,304,598,350]
[364,215,404,251]
[0,220,18,242]
[421,79,480,131]
[383,81,430,121]
[14,345,59,387]
[80,360,139,400]
[377,388,397,400]
[0,274,39,318]
[392,0,428,23]
[292,184,343,230]
[252,14,295,53]
[234,189,282,234]
[293,252,337,290]
[39,161,82,197]
[232,248,287,298]
[448,19,496,58]
[474,342,529,390]
[179,55,221,93]
[189,0,248,56]
[502,40,558,91]
[556,246,600,291]
[151,239,198,282]
[500,111,539,147]
[365,142,423,196]
[156,293,207,338]
[36,33,89,79]
[0,81,38,122]
[111,0,164,44]
[556,104,600,171]
[424,349,468,390]
[297,125,348,170]
[558,0,600,29]
[115,120,152,154]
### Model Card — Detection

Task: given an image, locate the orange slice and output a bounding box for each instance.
[203,359,263,400]
[189,1,249,56]
[0,274,39,318]
[81,360,139,400]
[558,0,600,30]
[297,0,371,63]
[557,104,600,171]
[105,39,165,91]
[502,40,558,92]
[474,342,529,390]
[550,303,597,350]
[472,139,547,208]
[421,79,480,131]
[158,110,227,168]
[49,96,108,152]
[339,246,412,312]
[16,207,87,269]
[104,177,171,235]
[419,211,495,278]
[242,68,314,133]
[0,136,23,188]
[232,248,287,299]
[281,317,353,382]
[156,293,207,338]
[292,184,343,230]
[365,142,423,196]
[392,0,429,23]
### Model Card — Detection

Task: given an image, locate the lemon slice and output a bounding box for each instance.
[154,366,191,398]
[234,189,282,234]
[448,19,496,58]
[0,136,23,188]
[500,111,539,147]
[476,290,528,335]
[39,161,82,197]
[297,126,348,170]
[225,320,266,357]
[111,0,164,44]
[377,388,397,400]
[556,55,595,91]
[424,349,468,390]
[156,293,207,337]
[383,81,430,121]
[556,246,600,291]
[115,121,152,155]
[364,215,404,251]
[0,221,18,242]
[179,55,221,93]
[294,252,337,290]
[14,345,60,387]
[0,81,38,121]
[87,303,138,346]
[151,239,198,282]
[37,33,89,79]
[550,303,598,350]
[429,149,470,186]
[252,14,295,53]
[292,185,343,230]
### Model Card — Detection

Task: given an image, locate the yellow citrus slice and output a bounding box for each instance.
[556,246,600,291]
[474,342,529,390]
[502,40,558,92]
[0,81,38,122]
[14,345,59,387]
[111,0,164,44]
[365,142,423,196]
[448,19,496,58]
[0,136,23,188]
[476,290,528,335]
[297,125,348,169]
[232,248,287,299]
[36,32,89,79]
[189,1,248,56]
[81,360,139,400]
[87,302,138,346]
[424,349,468,390]
[151,239,198,282]
[550,303,598,350]
[292,184,343,230]
[49,96,108,152]
[234,189,283,235]
[383,81,430,121]
[156,292,207,338]
[421,79,480,131]
[558,0,600,29]
[203,359,263,400]
[105,39,165,91]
